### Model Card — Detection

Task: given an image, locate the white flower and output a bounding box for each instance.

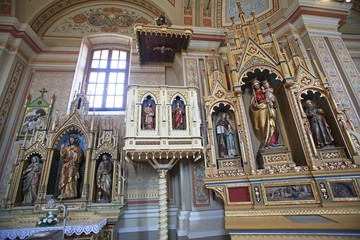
[38,221,41,225]
[54,218,58,222]
[42,218,47,223]
[47,219,53,223]
[48,211,53,215]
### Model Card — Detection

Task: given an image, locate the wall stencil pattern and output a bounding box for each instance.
[311,36,359,129]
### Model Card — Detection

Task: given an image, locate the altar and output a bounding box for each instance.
[0,218,107,240]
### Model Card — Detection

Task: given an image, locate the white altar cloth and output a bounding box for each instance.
[0,218,107,240]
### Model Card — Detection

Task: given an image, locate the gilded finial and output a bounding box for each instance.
[267,22,274,34]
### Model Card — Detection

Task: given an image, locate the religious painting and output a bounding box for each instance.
[17,90,52,139]
[328,179,359,201]
[262,181,319,205]
[141,96,156,130]
[172,96,186,130]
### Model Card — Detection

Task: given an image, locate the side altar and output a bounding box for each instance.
[1,88,126,240]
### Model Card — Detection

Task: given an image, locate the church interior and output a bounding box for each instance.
[0,0,360,239]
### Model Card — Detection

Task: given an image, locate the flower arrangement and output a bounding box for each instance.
[36,211,60,227]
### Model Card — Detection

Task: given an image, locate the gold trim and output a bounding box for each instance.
[225,207,360,217]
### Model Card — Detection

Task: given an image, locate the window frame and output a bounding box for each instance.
[85,48,130,112]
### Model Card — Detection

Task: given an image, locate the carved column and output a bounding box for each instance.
[147,157,179,240]
[234,87,256,173]
[158,169,168,240]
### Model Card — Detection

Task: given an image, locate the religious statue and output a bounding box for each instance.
[172,102,186,130]
[262,80,277,109]
[22,155,43,205]
[58,134,83,199]
[249,79,279,148]
[303,100,334,148]
[143,103,155,130]
[226,125,237,156]
[96,154,113,203]
[216,113,230,157]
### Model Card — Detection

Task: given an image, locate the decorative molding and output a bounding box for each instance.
[225,207,360,217]
[0,60,24,136]
[310,36,359,129]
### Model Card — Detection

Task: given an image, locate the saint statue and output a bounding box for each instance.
[249,79,279,148]
[226,125,237,156]
[96,154,113,203]
[143,103,155,130]
[22,155,43,205]
[216,113,230,157]
[303,100,334,148]
[58,134,83,199]
[172,102,186,130]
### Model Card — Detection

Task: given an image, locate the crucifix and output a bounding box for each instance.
[40,88,47,98]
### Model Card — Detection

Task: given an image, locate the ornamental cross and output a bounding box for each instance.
[40,88,47,98]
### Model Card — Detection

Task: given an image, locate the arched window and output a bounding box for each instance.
[86,48,129,111]
[70,34,132,113]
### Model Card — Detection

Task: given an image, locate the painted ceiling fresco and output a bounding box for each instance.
[218,0,280,27]
[45,5,154,37]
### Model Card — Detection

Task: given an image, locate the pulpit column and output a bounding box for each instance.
[158,169,168,240]
[147,157,180,240]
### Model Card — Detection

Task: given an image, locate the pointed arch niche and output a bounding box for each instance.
[299,90,350,164]
[241,67,301,169]
[211,102,242,168]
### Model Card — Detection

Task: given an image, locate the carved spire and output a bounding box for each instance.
[296,38,312,72]
[251,11,264,44]
[268,23,291,80]
[230,17,241,48]
[307,48,327,87]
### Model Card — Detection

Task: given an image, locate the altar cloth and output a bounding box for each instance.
[0,218,107,240]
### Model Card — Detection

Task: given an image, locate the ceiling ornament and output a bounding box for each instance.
[31,0,166,34]
[217,0,280,28]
